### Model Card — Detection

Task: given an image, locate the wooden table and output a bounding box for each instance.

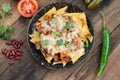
[0,0,120,80]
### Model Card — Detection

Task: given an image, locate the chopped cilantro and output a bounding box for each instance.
[57,39,63,46]
[65,34,68,39]
[65,42,71,48]
[51,18,58,24]
[65,20,74,29]
[41,40,50,46]
[52,30,61,37]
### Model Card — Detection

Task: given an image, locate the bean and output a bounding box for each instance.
[15,52,22,56]
[2,49,5,55]
[15,57,21,60]
[13,44,18,49]
[9,56,14,59]
[6,52,10,58]
[4,49,8,55]
[6,41,12,45]
[11,39,15,42]
[17,44,21,48]
[11,50,15,56]
[17,49,23,53]
[9,60,14,65]
[1,39,24,65]
[17,40,23,45]
[10,47,15,51]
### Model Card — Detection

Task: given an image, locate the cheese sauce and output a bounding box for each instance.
[39,14,84,56]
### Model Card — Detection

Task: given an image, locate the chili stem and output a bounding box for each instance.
[99,12,106,28]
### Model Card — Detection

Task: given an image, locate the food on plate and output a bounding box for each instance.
[17,0,38,18]
[29,6,93,67]
[84,0,104,10]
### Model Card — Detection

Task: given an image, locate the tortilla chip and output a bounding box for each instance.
[56,6,68,15]
[45,57,53,63]
[41,52,53,63]
[29,31,39,43]
[39,7,56,21]
[64,12,93,42]
[52,61,62,65]
[62,62,67,67]
[69,48,85,63]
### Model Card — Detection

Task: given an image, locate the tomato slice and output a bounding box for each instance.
[17,0,39,18]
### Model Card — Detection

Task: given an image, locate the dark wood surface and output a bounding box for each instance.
[0,0,120,80]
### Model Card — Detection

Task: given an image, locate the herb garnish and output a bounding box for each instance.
[65,20,74,29]
[65,42,71,48]
[41,40,50,46]
[51,18,58,24]
[57,39,63,46]
[52,30,61,37]
[0,3,14,40]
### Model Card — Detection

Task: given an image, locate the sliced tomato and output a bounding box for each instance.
[17,0,39,18]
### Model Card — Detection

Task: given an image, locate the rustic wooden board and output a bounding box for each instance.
[0,0,120,80]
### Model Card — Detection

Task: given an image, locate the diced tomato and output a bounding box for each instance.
[73,35,78,42]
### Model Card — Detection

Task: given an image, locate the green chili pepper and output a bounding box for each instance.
[87,0,103,10]
[85,39,89,47]
[97,12,110,76]
[85,0,92,4]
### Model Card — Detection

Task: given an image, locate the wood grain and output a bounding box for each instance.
[0,0,120,80]
[67,24,120,80]
[42,0,120,80]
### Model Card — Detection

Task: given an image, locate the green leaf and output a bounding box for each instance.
[0,13,2,18]
[0,25,6,36]
[2,3,11,12]
[7,25,14,33]
[52,30,61,37]
[65,20,74,29]
[57,39,63,46]
[51,18,58,24]
[5,12,12,18]
[2,33,11,40]
[41,40,50,46]
[65,42,71,48]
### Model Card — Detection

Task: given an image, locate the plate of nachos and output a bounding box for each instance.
[27,2,94,69]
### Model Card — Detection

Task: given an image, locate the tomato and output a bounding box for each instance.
[17,0,39,18]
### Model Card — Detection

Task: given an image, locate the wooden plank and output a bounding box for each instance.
[42,0,120,80]
[0,0,119,80]
[0,17,30,77]
[67,25,120,80]
[96,42,120,80]
[0,0,73,79]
